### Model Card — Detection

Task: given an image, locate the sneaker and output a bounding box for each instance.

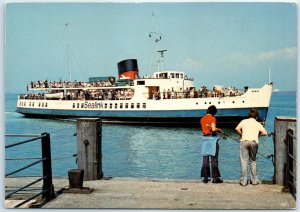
[212,178,223,183]
[203,178,209,183]
[240,181,247,186]
[250,181,259,185]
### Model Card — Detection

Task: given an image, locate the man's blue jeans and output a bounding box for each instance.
[240,141,259,185]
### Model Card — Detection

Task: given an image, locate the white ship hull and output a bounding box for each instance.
[16,82,272,127]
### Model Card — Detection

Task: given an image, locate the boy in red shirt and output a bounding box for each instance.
[200,105,223,183]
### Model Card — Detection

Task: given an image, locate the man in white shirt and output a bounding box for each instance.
[235,108,268,186]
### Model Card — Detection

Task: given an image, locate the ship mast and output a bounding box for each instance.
[157,49,167,71]
[268,67,271,84]
[148,12,167,72]
[64,22,71,81]
[148,31,162,72]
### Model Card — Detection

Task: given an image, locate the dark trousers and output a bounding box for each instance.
[201,142,221,179]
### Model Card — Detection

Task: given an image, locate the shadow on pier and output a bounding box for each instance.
[4,177,296,209]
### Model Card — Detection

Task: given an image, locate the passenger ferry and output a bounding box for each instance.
[16,57,273,127]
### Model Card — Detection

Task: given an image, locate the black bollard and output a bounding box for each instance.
[68,169,84,189]
[65,169,93,194]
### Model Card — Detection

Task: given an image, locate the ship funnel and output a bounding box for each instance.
[117,59,139,80]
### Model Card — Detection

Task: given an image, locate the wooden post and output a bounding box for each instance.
[274,116,296,185]
[77,118,103,181]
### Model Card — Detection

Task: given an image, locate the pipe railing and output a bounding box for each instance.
[286,130,296,200]
[5,133,55,207]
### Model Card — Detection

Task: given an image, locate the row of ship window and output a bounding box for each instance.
[19,99,246,109]
[19,102,48,107]
[197,100,245,105]
[19,101,147,109]
[73,102,147,109]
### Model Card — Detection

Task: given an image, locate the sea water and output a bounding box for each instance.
[5,92,296,180]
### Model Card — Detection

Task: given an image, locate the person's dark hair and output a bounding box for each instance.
[248,108,259,118]
[207,105,217,116]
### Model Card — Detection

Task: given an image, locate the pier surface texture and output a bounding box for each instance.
[5,177,295,209]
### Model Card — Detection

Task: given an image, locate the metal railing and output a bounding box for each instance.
[5,133,55,208]
[285,130,296,199]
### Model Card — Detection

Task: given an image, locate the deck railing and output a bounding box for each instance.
[5,133,55,207]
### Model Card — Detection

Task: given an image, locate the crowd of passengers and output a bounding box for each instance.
[21,88,134,100]
[30,80,115,89]
[151,86,243,100]
[64,89,134,100]
[24,78,244,100]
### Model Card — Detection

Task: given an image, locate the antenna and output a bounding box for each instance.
[269,67,271,84]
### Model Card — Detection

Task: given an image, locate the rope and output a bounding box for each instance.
[220,132,274,164]
[6,154,77,161]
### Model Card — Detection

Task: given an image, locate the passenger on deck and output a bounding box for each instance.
[167,89,171,99]
[171,88,175,99]
[163,89,167,99]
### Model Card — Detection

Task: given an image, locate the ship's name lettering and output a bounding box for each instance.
[84,101,103,109]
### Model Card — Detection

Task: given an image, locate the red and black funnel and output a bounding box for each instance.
[117,59,139,80]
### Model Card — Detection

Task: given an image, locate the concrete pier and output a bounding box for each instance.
[5,177,296,209]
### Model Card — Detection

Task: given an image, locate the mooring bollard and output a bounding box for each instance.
[68,169,84,188]
[66,168,94,194]
[76,118,103,181]
[274,116,296,186]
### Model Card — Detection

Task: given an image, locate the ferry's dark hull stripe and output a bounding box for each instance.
[16,107,268,126]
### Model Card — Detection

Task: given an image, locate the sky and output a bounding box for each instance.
[5,2,297,93]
